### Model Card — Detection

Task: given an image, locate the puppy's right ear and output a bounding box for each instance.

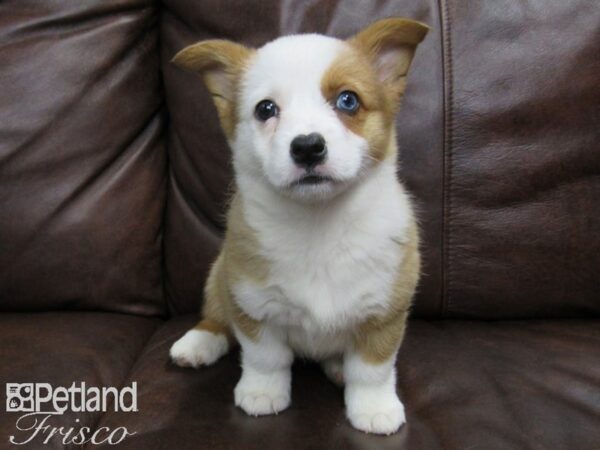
[349,18,429,107]
[172,40,254,137]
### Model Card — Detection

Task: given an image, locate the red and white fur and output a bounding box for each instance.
[169,18,428,435]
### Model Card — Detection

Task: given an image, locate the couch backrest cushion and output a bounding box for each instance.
[162,0,599,319]
[441,0,600,318]
[0,0,166,315]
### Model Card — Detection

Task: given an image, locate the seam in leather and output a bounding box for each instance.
[438,0,454,318]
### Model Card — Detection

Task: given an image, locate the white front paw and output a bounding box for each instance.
[346,387,406,435]
[169,329,228,368]
[235,390,290,416]
[234,368,291,416]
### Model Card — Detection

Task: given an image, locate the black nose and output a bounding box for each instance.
[290,133,327,168]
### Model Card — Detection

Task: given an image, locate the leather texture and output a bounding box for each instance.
[0,312,160,450]
[0,0,166,316]
[90,316,600,450]
[440,0,600,318]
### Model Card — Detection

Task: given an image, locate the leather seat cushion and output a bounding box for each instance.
[90,316,600,450]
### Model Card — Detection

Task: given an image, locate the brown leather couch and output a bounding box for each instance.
[1,1,599,449]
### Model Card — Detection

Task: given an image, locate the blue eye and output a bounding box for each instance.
[335,91,360,114]
[255,99,278,121]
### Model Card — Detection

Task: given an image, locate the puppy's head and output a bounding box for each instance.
[174,18,428,202]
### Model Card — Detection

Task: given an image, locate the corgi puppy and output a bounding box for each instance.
[169,18,428,435]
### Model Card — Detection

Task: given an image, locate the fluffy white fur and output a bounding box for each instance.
[231,158,409,433]
[233,160,410,350]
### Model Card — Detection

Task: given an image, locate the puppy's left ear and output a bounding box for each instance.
[350,18,429,103]
[172,40,254,138]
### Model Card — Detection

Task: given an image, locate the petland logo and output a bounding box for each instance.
[5,382,137,446]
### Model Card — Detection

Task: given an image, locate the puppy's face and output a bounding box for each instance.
[174,19,428,202]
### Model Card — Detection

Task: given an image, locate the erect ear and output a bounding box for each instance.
[349,18,429,103]
[172,40,254,138]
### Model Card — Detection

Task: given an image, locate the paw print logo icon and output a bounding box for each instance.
[6,383,34,412]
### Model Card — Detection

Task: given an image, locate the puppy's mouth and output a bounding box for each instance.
[281,170,350,201]
[296,174,334,185]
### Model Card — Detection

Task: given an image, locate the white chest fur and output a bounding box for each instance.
[233,162,413,358]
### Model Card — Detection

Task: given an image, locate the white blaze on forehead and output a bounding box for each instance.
[240,34,348,114]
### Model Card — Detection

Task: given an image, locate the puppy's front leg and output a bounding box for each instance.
[344,349,404,435]
[344,311,409,435]
[233,325,293,416]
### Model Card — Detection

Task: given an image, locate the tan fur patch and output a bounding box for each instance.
[198,253,234,342]
[172,40,255,139]
[198,194,268,342]
[319,18,428,163]
[320,46,395,162]
[194,318,235,345]
[222,195,270,287]
[352,218,421,364]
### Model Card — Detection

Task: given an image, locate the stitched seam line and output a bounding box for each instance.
[439,0,454,317]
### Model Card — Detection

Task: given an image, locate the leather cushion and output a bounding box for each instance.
[90,316,600,449]
[440,0,600,317]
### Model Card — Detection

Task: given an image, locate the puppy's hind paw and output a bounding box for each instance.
[169,329,229,368]
[321,357,344,386]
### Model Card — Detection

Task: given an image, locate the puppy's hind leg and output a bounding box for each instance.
[170,254,234,368]
[321,355,344,386]
[170,319,232,368]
